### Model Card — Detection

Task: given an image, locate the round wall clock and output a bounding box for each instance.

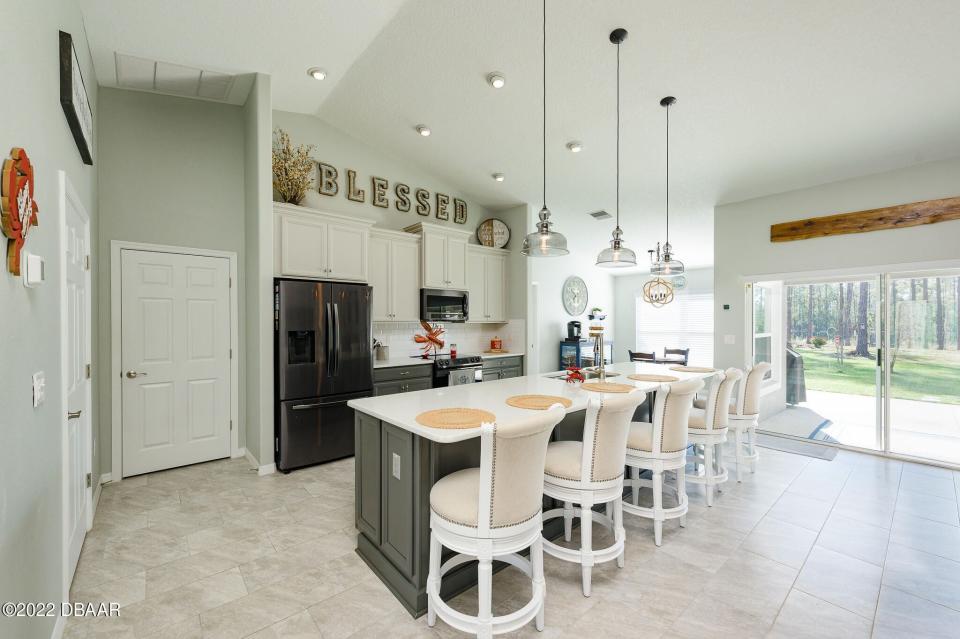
[476,218,510,248]
[562,276,588,316]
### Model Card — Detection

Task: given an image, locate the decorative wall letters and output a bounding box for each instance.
[1,148,39,275]
[317,161,467,224]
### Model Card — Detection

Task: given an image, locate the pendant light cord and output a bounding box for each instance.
[665,101,670,245]
[542,0,546,209]
[615,39,620,230]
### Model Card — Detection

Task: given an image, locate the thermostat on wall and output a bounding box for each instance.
[22,252,45,288]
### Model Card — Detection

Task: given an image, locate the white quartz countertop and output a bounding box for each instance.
[373,357,433,369]
[349,362,716,443]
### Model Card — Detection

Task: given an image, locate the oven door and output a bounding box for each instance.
[448,366,482,386]
[420,288,468,323]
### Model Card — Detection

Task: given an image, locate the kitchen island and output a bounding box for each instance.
[347,361,715,616]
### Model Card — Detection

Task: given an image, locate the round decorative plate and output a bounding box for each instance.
[476,218,510,248]
[562,276,588,316]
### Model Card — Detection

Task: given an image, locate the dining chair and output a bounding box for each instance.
[623,378,704,545]
[426,405,566,638]
[728,362,771,481]
[685,368,742,506]
[663,347,690,366]
[628,350,657,363]
[541,391,645,596]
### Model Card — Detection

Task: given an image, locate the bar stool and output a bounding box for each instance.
[426,405,565,639]
[685,368,742,506]
[728,362,770,481]
[541,391,645,596]
[623,378,704,546]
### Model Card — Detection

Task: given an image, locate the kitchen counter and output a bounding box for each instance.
[349,361,711,443]
[373,357,433,369]
[478,351,521,360]
[348,361,716,617]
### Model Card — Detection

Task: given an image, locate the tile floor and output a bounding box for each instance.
[64,444,960,638]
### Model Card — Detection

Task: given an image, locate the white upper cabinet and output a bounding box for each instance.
[466,245,508,323]
[369,229,420,321]
[406,222,471,290]
[274,204,373,282]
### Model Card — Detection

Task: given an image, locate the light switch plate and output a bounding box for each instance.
[392,453,401,480]
[32,371,45,407]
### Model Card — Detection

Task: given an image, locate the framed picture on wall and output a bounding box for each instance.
[59,30,94,165]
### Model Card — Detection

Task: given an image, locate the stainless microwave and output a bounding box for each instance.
[420,288,469,323]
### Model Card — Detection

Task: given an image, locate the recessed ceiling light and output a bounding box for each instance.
[487,72,505,89]
[566,141,583,153]
[416,125,431,137]
[492,173,505,182]
[307,67,327,81]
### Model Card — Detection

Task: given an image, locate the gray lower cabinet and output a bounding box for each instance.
[355,411,381,542]
[373,364,432,397]
[482,369,501,381]
[501,366,521,379]
[480,355,523,382]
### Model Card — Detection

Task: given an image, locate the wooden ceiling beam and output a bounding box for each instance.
[770,195,960,242]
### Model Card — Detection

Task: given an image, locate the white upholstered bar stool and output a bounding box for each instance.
[426,405,565,639]
[727,362,770,481]
[623,378,704,546]
[685,368,742,506]
[541,391,645,597]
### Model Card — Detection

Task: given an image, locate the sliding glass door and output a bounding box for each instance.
[886,271,960,465]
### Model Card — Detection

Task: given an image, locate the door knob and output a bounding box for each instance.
[67,410,82,420]
[125,370,147,379]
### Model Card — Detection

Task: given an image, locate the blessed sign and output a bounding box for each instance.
[316,162,467,224]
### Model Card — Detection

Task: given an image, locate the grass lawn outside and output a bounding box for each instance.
[795,346,960,405]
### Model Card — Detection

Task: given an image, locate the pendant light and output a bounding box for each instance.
[521,0,568,257]
[596,28,637,268]
[649,96,685,276]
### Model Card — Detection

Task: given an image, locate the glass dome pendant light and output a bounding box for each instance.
[649,96,684,276]
[521,0,569,257]
[596,28,637,268]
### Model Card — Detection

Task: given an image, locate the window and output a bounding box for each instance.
[635,292,714,367]
[749,281,782,387]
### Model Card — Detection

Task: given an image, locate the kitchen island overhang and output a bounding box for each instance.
[347,362,716,617]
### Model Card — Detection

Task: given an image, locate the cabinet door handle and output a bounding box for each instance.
[399,371,410,376]
[67,410,82,420]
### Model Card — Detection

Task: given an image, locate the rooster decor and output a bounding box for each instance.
[414,321,445,358]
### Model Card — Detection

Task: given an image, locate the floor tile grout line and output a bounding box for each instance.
[882,583,960,617]
[874,461,905,632]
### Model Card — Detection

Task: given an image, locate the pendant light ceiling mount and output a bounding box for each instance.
[521,0,568,257]
[649,95,685,277]
[596,26,637,268]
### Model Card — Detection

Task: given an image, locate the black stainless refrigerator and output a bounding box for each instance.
[274,279,373,472]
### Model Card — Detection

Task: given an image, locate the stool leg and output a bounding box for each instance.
[749,423,759,472]
[652,469,664,546]
[426,533,441,627]
[735,429,744,483]
[630,466,640,506]
[478,551,493,639]
[531,536,546,630]
[677,468,687,527]
[579,498,594,597]
[613,498,625,568]
[704,444,714,507]
[563,501,573,542]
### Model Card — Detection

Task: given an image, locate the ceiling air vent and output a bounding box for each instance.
[588,210,612,220]
[115,53,238,102]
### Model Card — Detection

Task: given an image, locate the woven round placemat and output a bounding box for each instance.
[415,408,496,429]
[627,373,680,382]
[506,394,573,410]
[669,365,717,373]
[581,382,635,393]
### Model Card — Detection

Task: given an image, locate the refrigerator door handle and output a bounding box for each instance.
[291,402,324,411]
[325,302,335,376]
[333,303,341,376]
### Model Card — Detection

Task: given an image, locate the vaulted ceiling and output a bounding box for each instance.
[80,0,960,270]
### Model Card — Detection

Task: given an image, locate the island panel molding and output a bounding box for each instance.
[770,195,960,242]
[317,161,468,224]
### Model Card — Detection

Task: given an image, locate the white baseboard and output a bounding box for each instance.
[51,614,66,639]
[244,448,259,468]
[99,472,112,484]
[231,446,246,459]
[258,463,276,476]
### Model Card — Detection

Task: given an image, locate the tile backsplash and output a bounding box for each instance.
[372,320,525,358]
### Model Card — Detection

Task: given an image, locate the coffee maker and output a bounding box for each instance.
[567,321,581,340]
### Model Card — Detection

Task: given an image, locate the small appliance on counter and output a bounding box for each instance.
[490,336,503,351]
[567,321,582,339]
[274,279,373,472]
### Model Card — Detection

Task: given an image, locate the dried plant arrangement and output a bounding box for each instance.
[272,129,315,204]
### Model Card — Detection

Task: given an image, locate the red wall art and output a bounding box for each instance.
[1,147,39,275]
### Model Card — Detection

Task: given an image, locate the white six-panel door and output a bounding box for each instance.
[120,250,231,477]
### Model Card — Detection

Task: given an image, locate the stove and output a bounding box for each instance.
[421,354,484,387]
